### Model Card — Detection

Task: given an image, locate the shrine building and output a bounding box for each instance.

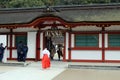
[0,4,120,62]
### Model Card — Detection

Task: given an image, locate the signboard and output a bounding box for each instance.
[52,36,64,44]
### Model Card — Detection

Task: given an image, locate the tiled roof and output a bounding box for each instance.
[0,4,120,25]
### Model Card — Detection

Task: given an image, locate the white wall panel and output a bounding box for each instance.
[12,35,15,47]
[105,50,120,60]
[7,50,10,58]
[27,32,37,58]
[0,35,7,47]
[12,50,17,58]
[71,50,102,60]
[0,35,9,59]
[105,33,108,48]
[8,35,10,47]
[65,32,69,60]
[0,29,10,32]
[106,25,120,30]
[72,26,101,31]
[40,32,43,59]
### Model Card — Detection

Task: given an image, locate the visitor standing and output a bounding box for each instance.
[17,41,23,61]
[0,43,7,62]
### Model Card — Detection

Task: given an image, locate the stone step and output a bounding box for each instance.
[0,62,30,67]
[68,65,120,70]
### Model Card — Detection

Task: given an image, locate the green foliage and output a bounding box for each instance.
[8,0,44,8]
[61,0,111,5]
[0,0,11,8]
[0,0,120,8]
[41,0,61,6]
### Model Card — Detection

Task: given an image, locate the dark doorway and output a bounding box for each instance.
[44,32,64,61]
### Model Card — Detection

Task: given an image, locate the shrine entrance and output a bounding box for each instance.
[43,26,65,61]
[35,17,69,61]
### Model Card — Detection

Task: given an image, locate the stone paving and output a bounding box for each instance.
[0,61,67,80]
[0,61,120,80]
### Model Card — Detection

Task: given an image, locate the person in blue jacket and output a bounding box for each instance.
[22,44,28,62]
[0,43,7,62]
[17,41,24,61]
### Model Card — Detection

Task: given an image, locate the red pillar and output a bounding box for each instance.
[102,27,105,62]
[9,29,13,60]
[68,31,71,61]
[36,30,40,61]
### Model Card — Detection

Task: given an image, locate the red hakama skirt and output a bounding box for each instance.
[42,54,50,69]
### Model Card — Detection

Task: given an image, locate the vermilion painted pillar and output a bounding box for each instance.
[9,29,13,60]
[68,30,71,61]
[102,27,105,62]
[36,30,40,61]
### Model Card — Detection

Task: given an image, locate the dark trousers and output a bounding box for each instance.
[0,54,3,62]
[17,52,24,61]
[17,52,21,61]
[57,50,63,60]
[22,52,27,62]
